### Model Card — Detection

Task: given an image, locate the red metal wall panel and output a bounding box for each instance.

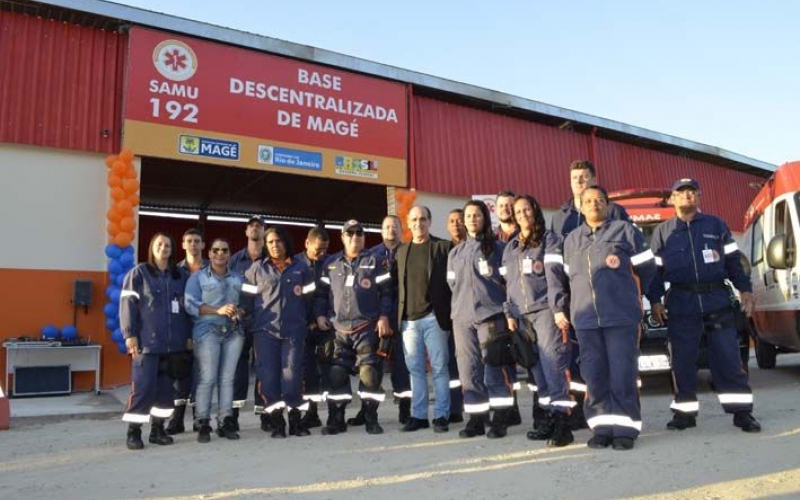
[594,137,764,231]
[413,95,765,231]
[0,11,125,153]
[413,96,590,204]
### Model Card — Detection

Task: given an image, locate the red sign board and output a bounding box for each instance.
[123,27,408,186]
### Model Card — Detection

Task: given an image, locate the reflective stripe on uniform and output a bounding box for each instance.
[544,254,564,265]
[655,256,664,267]
[499,266,507,276]
[393,390,413,399]
[587,414,642,431]
[302,282,316,294]
[295,402,310,412]
[670,400,700,413]
[150,407,174,419]
[551,400,578,408]
[449,380,462,389]
[265,401,286,413]
[631,249,655,266]
[464,402,490,413]
[120,290,140,299]
[724,242,739,255]
[358,391,386,402]
[570,382,587,393]
[122,412,151,424]
[528,384,538,392]
[303,394,325,403]
[232,400,247,408]
[326,393,353,401]
[173,399,188,407]
[538,396,552,406]
[563,264,570,274]
[253,405,265,414]
[489,397,514,408]
[375,273,391,284]
[321,277,331,285]
[241,283,258,294]
[718,393,753,405]
[512,381,521,391]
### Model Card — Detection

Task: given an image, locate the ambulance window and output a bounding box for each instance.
[775,200,786,236]
[751,215,764,265]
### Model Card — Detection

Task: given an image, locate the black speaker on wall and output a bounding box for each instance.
[73,279,93,307]
[13,365,71,396]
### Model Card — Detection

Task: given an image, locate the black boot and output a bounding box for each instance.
[398,398,411,424]
[363,400,384,435]
[217,416,240,440]
[546,412,574,447]
[230,407,241,432]
[192,406,200,432]
[506,393,522,427]
[260,413,273,433]
[487,409,508,439]
[321,403,348,436]
[459,413,487,438]
[527,411,555,440]
[666,413,697,431]
[568,393,589,430]
[532,393,548,431]
[288,408,310,437]
[166,404,186,435]
[301,401,323,428]
[733,412,761,433]
[346,401,367,426]
[197,419,212,443]
[269,409,287,438]
[126,424,144,450]
[149,419,174,445]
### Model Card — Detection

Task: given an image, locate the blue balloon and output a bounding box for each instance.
[116,341,129,354]
[105,285,116,300]
[105,244,122,259]
[104,302,119,318]
[41,325,60,340]
[106,317,120,331]
[108,259,123,275]
[61,325,78,340]
[110,288,121,304]
[119,252,134,267]
[115,274,126,287]
[111,328,124,343]
[122,245,135,255]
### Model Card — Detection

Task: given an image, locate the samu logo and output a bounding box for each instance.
[153,39,198,82]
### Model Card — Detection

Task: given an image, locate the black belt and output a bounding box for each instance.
[671,282,727,293]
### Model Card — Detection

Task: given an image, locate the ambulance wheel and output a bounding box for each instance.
[754,336,777,369]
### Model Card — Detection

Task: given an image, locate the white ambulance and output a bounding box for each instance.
[741,160,800,368]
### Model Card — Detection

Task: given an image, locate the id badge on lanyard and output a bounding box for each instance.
[478,258,490,277]
[522,257,533,275]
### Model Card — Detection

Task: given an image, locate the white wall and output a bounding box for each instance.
[0,144,138,271]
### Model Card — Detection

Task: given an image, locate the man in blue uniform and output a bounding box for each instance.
[228,216,267,431]
[563,186,656,450]
[551,160,630,430]
[315,220,393,435]
[648,178,760,433]
[294,226,331,429]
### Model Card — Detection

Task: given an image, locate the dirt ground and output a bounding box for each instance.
[1,353,799,500]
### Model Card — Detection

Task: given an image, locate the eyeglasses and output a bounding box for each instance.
[211,248,230,254]
[345,230,364,237]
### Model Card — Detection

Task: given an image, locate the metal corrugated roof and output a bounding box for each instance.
[33,0,776,173]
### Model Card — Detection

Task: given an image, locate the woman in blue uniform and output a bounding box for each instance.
[120,233,192,450]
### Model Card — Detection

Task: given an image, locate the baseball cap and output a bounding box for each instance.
[671,178,700,192]
[342,219,363,233]
[246,215,265,226]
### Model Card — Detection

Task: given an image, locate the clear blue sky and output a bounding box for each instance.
[114,0,798,166]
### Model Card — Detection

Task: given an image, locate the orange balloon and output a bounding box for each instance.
[120,217,136,232]
[111,187,125,201]
[123,166,137,179]
[107,172,122,188]
[122,178,140,195]
[119,149,134,162]
[114,232,133,247]
[104,155,119,168]
[112,160,127,175]
[117,200,133,215]
[107,207,123,223]
[107,222,121,236]
[127,194,140,207]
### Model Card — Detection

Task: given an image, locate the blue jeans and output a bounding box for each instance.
[402,312,450,420]
[194,331,245,424]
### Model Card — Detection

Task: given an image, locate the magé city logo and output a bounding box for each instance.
[152,39,198,82]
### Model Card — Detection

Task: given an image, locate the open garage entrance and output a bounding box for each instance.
[136,157,388,256]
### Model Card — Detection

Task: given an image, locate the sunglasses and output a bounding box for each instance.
[211,248,230,254]
[345,230,364,237]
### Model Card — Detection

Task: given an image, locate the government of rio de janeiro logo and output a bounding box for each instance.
[152,39,198,82]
